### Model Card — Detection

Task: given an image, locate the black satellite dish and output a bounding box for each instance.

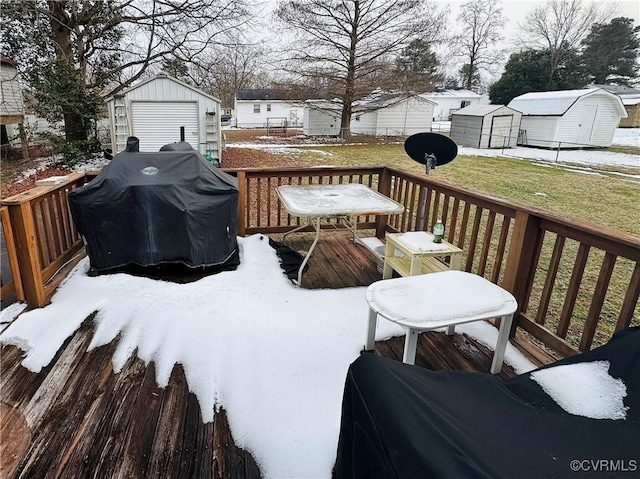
[404,132,458,174]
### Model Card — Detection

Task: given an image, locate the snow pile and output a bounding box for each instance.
[530,361,628,420]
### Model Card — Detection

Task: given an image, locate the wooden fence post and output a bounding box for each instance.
[502,210,542,336]
[376,168,392,239]
[236,170,246,237]
[1,206,24,301]
[6,202,46,307]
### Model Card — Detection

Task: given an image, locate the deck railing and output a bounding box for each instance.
[1,173,89,306]
[2,166,638,358]
[229,165,640,356]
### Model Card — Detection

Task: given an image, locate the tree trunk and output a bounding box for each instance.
[64,112,88,142]
[340,104,352,140]
[49,1,89,142]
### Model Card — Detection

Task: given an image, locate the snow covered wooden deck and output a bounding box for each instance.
[0,233,550,479]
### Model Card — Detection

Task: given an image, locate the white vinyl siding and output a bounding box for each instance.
[419,90,482,121]
[518,117,558,147]
[0,63,24,116]
[349,111,377,135]
[235,100,304,128]
[131,101,199,151]
[351,98,434,136]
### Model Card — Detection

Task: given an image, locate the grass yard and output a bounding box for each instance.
[250,143,640,237]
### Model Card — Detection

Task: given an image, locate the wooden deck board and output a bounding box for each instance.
[1,233,548,478]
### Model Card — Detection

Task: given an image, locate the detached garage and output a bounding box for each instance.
[106,74,222,162]
[450,105,522,148]
[508,88,627,148]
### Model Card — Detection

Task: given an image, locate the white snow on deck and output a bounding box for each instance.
[0,235,537,478]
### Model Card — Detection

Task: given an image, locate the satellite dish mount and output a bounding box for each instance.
[404,132,458,228]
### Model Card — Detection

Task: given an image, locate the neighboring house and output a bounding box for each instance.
[419,89,482,121]
[590,84,640,128]
[303,100,342,136]
[350,95,436,137]
[450,105,522,149]
[105,74,222,162]
[0,55,29,157]
[220,103,234,123]
[508,88,627,149]
[234,89,304,129]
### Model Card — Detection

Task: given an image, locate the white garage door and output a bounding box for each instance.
[131,102,199,151]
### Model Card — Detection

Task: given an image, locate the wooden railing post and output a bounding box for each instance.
[376,168,392,239]
[236,170,246,237]
[1,206,24,301]
[502,210,542,336]
[6,202,46,307]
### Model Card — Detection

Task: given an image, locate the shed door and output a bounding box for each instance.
[131,101,199,151]
[489,115,513,148]
[576,105,598,144]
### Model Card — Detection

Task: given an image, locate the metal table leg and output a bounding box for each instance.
[296,216,321,285]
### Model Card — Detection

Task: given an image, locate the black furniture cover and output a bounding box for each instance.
[69,150,239,272]
[335,327,640,479]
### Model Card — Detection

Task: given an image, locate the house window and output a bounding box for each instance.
[461,100,471,108]
[267,104,271,112]
[254,104,260,113]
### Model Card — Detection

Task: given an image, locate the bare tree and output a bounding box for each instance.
[517,0,616,84]
[275,0,446,138]
[1,0,252,140]
[190,36,267,105]
[452,0,506,91]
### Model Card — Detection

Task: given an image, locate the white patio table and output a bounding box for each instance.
[276,183,404,284]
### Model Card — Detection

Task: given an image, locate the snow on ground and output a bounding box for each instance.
[462,145,640,168]
[0,234,535,479]
[613,128,640,147]
[227,128,639,169]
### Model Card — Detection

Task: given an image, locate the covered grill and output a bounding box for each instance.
[69,148,239,273]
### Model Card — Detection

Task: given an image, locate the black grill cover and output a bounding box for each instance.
[69,150,239,272]
[335,327,640,479]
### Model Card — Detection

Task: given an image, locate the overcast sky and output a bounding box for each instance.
[261,0,639,88]
[438,0,640,41]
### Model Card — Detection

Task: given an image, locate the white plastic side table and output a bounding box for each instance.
[365,270,517,374]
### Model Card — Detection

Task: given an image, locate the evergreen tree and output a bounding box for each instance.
[581,17,640,85]
[395,39,442,89]
[489,49,588,104]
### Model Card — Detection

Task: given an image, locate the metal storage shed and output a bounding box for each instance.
[508,88,627,149]
[105,74,222,163]
[450,105,522,148]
